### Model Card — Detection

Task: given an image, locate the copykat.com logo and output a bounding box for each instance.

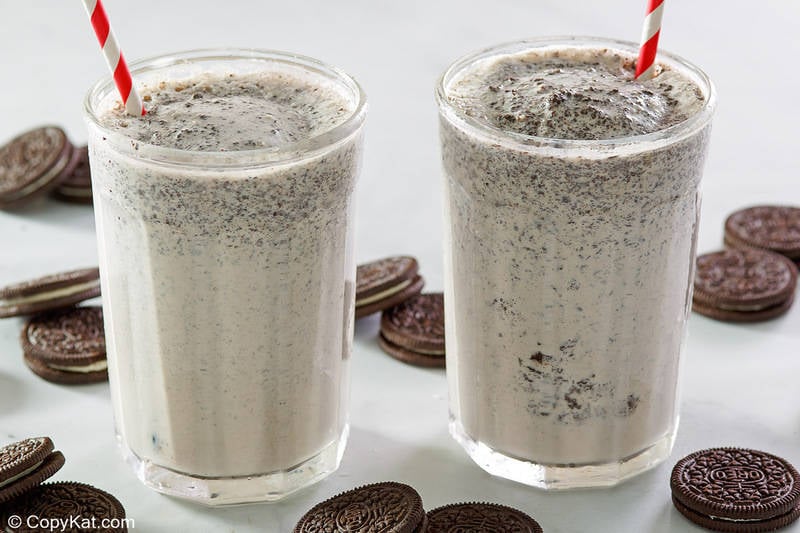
[5,514,134,531]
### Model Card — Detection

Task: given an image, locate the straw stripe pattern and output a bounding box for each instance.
[81,0,145,116]
[635,0,665,80]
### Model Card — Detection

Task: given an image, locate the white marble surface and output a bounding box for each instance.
[1,0,799,531]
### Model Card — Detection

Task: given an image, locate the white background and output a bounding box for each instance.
[1,1,799,531]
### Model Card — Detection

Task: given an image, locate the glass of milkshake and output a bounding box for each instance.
[84,49,366,505]
[436,37,714,489]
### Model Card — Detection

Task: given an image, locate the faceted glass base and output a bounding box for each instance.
[449,417,675,490]
[116,425,349,506]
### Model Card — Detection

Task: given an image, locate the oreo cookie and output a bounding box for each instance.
[2,482,127,533]
[52,145,93,205]
[356,256,425,319]
[21,306,107,385]
[0,268,101,319]
[0,437,65,505]
[379,293,445,368]
[725,206,800,260]
[692,249,797,322]
[427,502,543,533]
[294,481,426,533]
[671,447,800,531]
[0,126,75,209]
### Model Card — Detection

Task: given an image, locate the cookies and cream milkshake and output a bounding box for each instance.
[85,50,366,505]
[437,38,714,488]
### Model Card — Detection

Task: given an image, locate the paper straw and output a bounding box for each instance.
[81,0,145,116]
[634,0,665,80]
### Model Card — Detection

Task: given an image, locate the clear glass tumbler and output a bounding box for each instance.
[436,37,715,489]
[84,49,366,505]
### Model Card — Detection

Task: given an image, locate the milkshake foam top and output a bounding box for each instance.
[98,70,355,151]
[444,46,705,140]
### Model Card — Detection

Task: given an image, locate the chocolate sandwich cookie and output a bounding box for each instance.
[294,481,426,533]
[21,306,107,385]
[52,145,93,205]
[379,293,445,368]
[692,249,797,322]
[670,447,800,532]
[356,256,425,319]
[725,206,800,260]
[0,437,65,505]
[0,126,75,209]
[3,482,128,533]
[0,268,101,319]
[427,502,544,533]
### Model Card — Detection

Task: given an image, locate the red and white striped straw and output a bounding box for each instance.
[634,0,665,80]
[81,0,145,116]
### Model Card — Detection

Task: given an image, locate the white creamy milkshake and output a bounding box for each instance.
[437,38,714,488]
[85,50,366,505]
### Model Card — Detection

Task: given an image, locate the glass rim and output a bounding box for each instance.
[435,36,716,155]
[84,48,367,169]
